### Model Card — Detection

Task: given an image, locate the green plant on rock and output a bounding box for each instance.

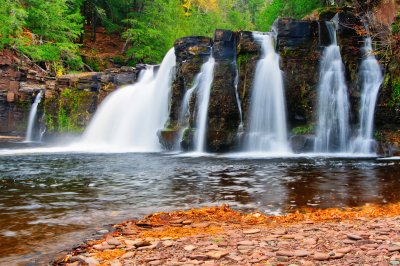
[291,123,315,135]
[388,79,400,108]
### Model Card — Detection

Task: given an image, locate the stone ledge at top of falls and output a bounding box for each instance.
[174,36,212,61]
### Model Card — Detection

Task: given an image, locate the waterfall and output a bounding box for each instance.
[175,76,199,149]
[351,37,383,154]
[244,32,289,153]
[80,48,176,152]
[193,55,215,152]
[314,21,350,153]
[25,90,43,142]
[233,60,243,131]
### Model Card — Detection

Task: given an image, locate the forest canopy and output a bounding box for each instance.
[0,0,329,71]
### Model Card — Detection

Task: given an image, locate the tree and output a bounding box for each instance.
[0,0,27,48]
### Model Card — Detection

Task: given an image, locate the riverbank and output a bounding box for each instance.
[54,204,400,266]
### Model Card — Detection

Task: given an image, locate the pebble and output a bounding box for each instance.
[148,260,163,265]
[110,260,122,266]
[132,239,151,247]
[294,250,309,257]
[121,251,135,260]
[313,252,330,261]
[276,250,294,256]
[206,250,229,259]
[184,245,197,251]
[389,246,400,252]
[163,240,175,247]
[189,254,209,261]
[243,228,261,234]
[347,234,363,240]
[304,238,317,245]
[77,256,100,265]
[237,240,255,246]
[97,229,109,234]
[106,236,121,246]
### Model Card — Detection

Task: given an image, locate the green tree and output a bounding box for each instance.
[0,0,27,48]
[20,0,84,71]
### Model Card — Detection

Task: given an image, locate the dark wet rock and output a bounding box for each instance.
[289,135,315,153]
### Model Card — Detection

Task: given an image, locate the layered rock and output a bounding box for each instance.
[160,36,212,150]
[0,49,47,134]
[0,48,143,136]
[206,30,240,151]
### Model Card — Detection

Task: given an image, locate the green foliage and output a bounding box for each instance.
[291,124,315,135]
[255,0,323,31]
[0,0,27,48]
[388,81,400,108]
[0,0,83,71]
[1,0,327,69]
[123,0,256,64]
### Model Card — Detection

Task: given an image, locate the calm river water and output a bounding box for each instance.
[0,143,400,265]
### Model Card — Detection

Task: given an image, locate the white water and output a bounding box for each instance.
[314,22,350,153]
[25,91,43,142]
[244,32,289,153]
[233,60,243,131]
[175,76,199,149]
[80,48,176,152]
[351,38,383,154]
[193,55,216,153]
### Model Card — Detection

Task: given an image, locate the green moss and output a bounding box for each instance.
[237,53,253,68]
[291,123,315,135]
[388,77,400,108]
[44,88,94,133]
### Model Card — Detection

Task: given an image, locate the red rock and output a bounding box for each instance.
[237,240,255,246]
[189,254,209,260]
[206,250,229,259]
[184,245,197,251]
[336,247,352,254]
[131,239,151,247]
[313,253,330,261]
[304,238,317,245]
[347,234,362,240]
[294,250,310,257]
[106,236,121,246]
[389,246,400,252]
[332,253,345,259]
[276,250,294,257]
[243,228,261,234]
[121,251,135,260]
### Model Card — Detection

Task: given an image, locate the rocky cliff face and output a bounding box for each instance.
[159,12,373,152]
[0,49,47,135]
[0,48,142,137]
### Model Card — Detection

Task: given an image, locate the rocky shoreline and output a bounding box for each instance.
[54,204,400,266]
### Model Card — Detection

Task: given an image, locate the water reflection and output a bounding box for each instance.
[0,153,399,264]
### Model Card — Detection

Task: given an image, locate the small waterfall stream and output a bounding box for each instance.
[314,21,350,153]
[81,48,176,151]
[25,90,43,142]
[193,55,216,153]
[176,76,199,149]
[244,32,289,153]
[351,37,383,154]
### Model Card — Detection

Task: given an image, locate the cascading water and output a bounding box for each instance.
[193,55,215,153]
[233,60,243,131]
[176,75,200,149]
[244,32,289,153]
[80,48,176,152]
[25,90,43,142]
[351,37,383,154]
[314,21,350,153]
